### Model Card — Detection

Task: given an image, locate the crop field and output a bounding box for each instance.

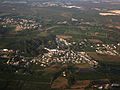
[87,52,120,63]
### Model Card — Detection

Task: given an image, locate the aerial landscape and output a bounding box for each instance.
[0,0,120,90]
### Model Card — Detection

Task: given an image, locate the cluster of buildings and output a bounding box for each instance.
[30,1,83,10]
[6,55,29,69]
[95,43,120,56]
[0,49,30,73]
[0,49,15,59]
[30,2,61,7]
[56,35,72,47]
[31,48,98,68]
[0,17,41,31]
[90,79,120,90]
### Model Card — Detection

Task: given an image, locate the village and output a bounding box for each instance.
[32,48,98,67]
[0,17,41,31]
[1,34,119,74]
